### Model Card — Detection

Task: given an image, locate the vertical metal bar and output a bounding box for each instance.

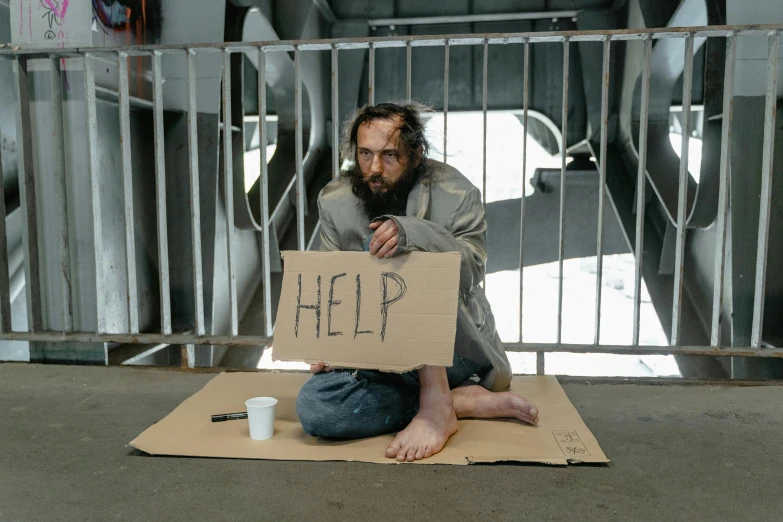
[331,45,340,179]
[50,57,73,332]
[258,48,273,338]
[443,41,449,163]
[222,49,239,337]
[186,49,205,336]
[185,343,195,369]
[482,39,488,208]
[406,41,412,101]
[294,46,306,252]
[14,56,42,332]
[151,51,172,335]
[750,31,781,348]
[0,127,11,332]
[480,39,489,293]
[518,40,536,373]
[118,52,139,334]
[84,54,105,334]
[710,33,737,347]
[594,37,610,346]
[520,39,529,344]
[671,34,695,347]
[368,43,375,105]
[633,37,653,346]
[556,37,570,346]
[536,351,545,376]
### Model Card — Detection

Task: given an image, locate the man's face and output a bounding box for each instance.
[356,116,409,193]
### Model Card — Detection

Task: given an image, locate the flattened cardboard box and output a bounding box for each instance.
[131,372,609,466]
[273,251,461,372]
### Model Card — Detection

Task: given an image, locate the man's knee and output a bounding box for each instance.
[296,375,328,436]
[296,372,355,438]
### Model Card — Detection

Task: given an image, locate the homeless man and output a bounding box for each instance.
[296,102,539,462]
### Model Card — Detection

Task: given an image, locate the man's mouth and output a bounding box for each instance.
[367,176,386,190]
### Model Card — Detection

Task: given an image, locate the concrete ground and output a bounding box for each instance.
[1,364,781,521]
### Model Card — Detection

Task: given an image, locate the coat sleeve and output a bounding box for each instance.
[318,198,342,252]
[382,187,486,292]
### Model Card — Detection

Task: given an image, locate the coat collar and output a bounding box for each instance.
[406,178,430,219]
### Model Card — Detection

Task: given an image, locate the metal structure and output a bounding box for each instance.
[1,22,782,373]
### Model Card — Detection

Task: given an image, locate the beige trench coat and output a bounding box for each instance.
[317,159,512,391]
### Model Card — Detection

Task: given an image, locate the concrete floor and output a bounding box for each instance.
[1,364,781,521]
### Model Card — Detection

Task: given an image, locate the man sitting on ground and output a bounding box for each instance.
[296,102,539,462]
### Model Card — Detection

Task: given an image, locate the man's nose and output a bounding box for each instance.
[370,153,384,174]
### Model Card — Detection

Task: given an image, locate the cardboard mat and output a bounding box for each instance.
[131,372,609,465]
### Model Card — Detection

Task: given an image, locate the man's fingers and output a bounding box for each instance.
[370,222,394,246]
[368,219,391,235]
[371,220,395,239]
[371,228,397,255]
[309,362,333,374]
[376,237,398,258]
[383,245,399,259]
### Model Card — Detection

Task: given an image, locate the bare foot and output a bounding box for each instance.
[452,385,539,425]
[385,389,458,462]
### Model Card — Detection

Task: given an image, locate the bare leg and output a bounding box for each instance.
[384,366,458,462]
[452,385,539,425]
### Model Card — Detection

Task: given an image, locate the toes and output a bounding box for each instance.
[406,447,417,462]
[423,445,433,458]
[518,414,538,425]
[414,446,426,460]
[386,438,403,459]
[526,405,540,424]
[396,448,407,462]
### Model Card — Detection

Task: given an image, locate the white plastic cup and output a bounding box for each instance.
[245,397,277,440]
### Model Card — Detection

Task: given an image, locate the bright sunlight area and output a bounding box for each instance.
[256,111,683,378]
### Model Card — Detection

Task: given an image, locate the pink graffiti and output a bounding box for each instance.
[41,0,69,20]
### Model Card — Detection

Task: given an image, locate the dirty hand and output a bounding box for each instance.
[310,361,333,374]
[368,219,399,259]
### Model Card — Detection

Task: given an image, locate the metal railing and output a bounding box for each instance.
[1,24,782,372]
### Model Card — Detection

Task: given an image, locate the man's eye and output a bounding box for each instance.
[384,152,396,159]
[360,150,372,157]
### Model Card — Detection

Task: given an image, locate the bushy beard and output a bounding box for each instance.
[351,165,419,221]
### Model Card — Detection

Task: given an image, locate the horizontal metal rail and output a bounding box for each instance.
[1,25,782,57]
[0,331,781,357]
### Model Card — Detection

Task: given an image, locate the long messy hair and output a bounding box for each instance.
[339,102,434,185]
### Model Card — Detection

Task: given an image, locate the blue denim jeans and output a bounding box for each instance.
[296,354,482,439]
[296,232,484,439]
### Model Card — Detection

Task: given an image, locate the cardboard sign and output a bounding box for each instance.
[272,251,461,372]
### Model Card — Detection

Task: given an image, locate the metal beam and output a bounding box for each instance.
[312,0,337,25]
[367,11,579,27]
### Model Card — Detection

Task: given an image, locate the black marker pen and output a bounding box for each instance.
[211,412,248,422]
